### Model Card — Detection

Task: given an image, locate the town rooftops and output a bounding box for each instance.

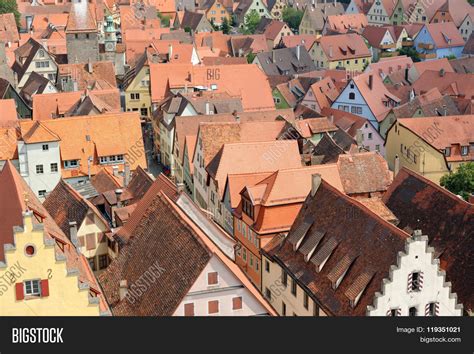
[412,70,474,98]
[434,0,474,27]
[294,117,338,138]
[0,99,18,127]
[318,33,371,61]
[421,22,465,49]
[325,13,368,34]
[149,63,275,111]
[281,34,317,51]
[382,167,474,313]
[367,55,413,79]
[58,61,117,91]
[0,13,20,44]
[262,178,410,316]
[255,46,316,76]
[0,161,110,313]
[19,112,146,178]
[396,115,474,162]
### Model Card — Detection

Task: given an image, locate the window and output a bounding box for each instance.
[409,306,417,316]
[250,254,253,267]
[265,260,270,273]
[64,160,79,169]
[130,93,140,100]
[281,269,288,287]
[208,300,219,314]
[242,198,254,218]
[98,254,108,270]
[375,145,380,152]
[24,280,41,297]
[265,287,271,300]
[282,302,286,316]
[35,61,49,68]
[38,50,45,58]
[291,278,297,296]
[42,144,49,151]
[349,92,355,100]
[368,133,373,140]
[410,271,422,292]
[50,163,58,173]
[184,303,194,316]
[88,257,97,271]
[140,108,148,116]
[461,146,469,156]
[38,190,46,197]
[304,292,309,309]
[389,308,399,316]
[426,302,438,316]
[351,106,362,114]
[36,165,44,174]
[242,248,247,261]
[444,147,451,157]
[255,259,259,271]
[232,297,243,310]
[208,272,219,285]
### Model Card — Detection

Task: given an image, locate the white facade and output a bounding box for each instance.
[173,256,271,316]
[18,140,61,198]
[459,14,473,42]
[368,235,463,316]
[17,47,58,89]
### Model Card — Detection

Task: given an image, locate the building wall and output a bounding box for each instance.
[390,0,405,25]
[367,1,391,26]
[360,121,385,156]
[459,15,473,42]
[192,134,208,209]
[272,88,290,109]
[77,211,110,276]
[66,32,99,64]
[345,0,361,15]
[18,141,61,198]
[17,49,58,89]
[125,65,151,117]
[206,0,231,26]
[414,26,463,60]
[385,121,449,184]
[368,236,463,316]
[261,254,327,316]
[173,256,270,316]
[0,212,101,316]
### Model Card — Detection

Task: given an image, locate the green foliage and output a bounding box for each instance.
[0,0,20,27]
[243,10,261,34]
[184,26,192,33]
[221,17,230,34]
[210,18,219,31]
[444,54,457,60]
[157,11,171,28]
[440,162,474,201]
[246,52,256,63]
[398,47,420,62]
[282,6,303,33]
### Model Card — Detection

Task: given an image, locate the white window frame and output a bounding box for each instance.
[24,279,41,297]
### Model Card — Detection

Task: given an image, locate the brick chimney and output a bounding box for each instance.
[368,74,373,90]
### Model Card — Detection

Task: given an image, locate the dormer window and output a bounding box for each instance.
[242,197,254,219]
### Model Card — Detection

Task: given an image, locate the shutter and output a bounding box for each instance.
[425,303,430,316]
[232,296,242,310]
[15,283,24,301]
[41,279,49,297]
[419,271,424,290]
[435,302,439,316]
[407,273,412,292]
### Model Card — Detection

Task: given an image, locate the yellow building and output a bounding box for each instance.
[203,0,231,26]
[123,52,151,118]
[310,33,372,71]
[0,161,110,316]
[385,115,474,184]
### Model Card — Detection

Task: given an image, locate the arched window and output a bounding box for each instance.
[349,92,355,100]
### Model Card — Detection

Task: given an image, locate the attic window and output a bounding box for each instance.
[86,135,91,141]
[211,84,217,90]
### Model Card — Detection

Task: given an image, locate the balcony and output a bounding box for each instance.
[419,52,437,59]
[418,42,434,50]
[379,43,396,49]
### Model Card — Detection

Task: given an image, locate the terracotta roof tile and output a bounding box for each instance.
[318,33,371,61]
[325,14,368,34]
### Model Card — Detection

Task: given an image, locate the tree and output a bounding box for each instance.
[440,162,474,201]
[243,10,261,34]
[246,52,256,63]
[221,17,230,34]
[282,6,303,33]
[398,47,420,62]
[157,11,170,28]
[210,19,219,31]
[0,0,20,27]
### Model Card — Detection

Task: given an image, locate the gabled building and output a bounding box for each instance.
[385,115,474,184]
[301,76,340,114]
[412,70,473,98]
[331,72,400,129]
[234,0,271,27]
[261,175,463,316]
[382,167,474,315]
[430,0,474,41]
[345,0,373,15]
[299,2,345,35]
[20,71,58,107]
[362,25,398,61]
[200,0,232,26]
[0,161,110,316]
[414,22,465,60]
[366,0,397,26]
[323,13,368,35]
[255,19,294,49]
[310,33,372,71]
[12,38,58,89]
[178,10,213,32]
[44,180,112,275]
[57,61,117,92]
[98,190,276,316]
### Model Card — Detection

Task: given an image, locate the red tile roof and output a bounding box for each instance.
[423,22,465,48]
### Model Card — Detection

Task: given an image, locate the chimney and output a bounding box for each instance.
[443,104,447,116]
[368,74,373,90]
[69,221,78,244]
[112,165,119,177]
[119,280,128,300]
[394,154,400,176]
[328,45,333,58]
[124,163,130,187]
[311,174,321,196]
[87,58,93,74]
[115,189,123,208]
[168,44,173,61]
[296,44,301,61]
[205,101,210,115]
